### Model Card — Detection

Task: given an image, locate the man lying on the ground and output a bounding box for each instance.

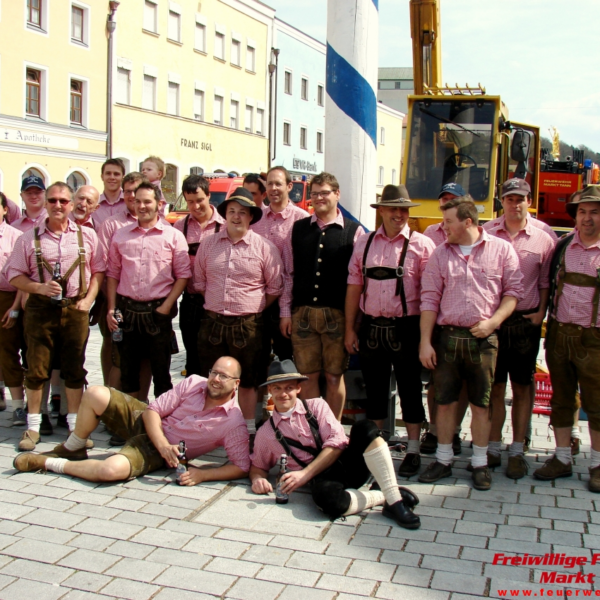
[13,357,249,485]
[249,359,421,529]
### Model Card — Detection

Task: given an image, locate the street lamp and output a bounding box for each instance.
[106,1,120,159]
[268,48,280,168]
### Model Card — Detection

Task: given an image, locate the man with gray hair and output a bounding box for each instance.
[71,185,100,230]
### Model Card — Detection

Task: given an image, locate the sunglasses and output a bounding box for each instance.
[47,198,71,206]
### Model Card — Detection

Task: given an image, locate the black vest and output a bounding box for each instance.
[291,216,359,310]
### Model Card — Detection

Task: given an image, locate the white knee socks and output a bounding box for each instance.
[342,489,385,516]
[363,444,401,506]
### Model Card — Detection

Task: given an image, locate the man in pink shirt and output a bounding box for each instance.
[6,198,21,224]
[250,359,420,528]
[252,166,309,362]
[70,185,100,230]
[94,159,126,226]
[12,175,48,233]
[418,197,523,490]
[423,182,466,248]
[243,173,267,209]
[13,356,250,485]
[106,182,191,400]
[486,180,556,479]
[6,182,105,451]
[346,185,436,477]
[174,174,224,377]
[193,187,283,435]
[534,187,600,492]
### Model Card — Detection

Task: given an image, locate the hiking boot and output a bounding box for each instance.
[398,453,421,478]
[589,466,600,493]
[14,443,88,472]
[12,407,26,427]
[420,431,438,454]
[571,438,581,456]
[382,500,421,530]
[418,460,452,483]
[40,414,54,436]
[467,452,501,471]
[56,413,68,429]
[452,433,462,455]
[533,455,572,481]
[506,454,529,480]
[18,430,40,451]
[472,466,492,491]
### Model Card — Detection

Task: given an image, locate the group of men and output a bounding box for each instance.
[1,159,599,532]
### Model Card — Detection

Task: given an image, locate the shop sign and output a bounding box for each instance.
[1,127,79,150]
[293,158,317,173]
[181,138,212,151]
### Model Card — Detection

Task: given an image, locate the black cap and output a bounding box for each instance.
[21,175,46,192]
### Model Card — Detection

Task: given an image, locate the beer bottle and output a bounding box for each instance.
[112,309,124,342]
[175,440,188,485]
[275,453,289,504]
[50,261,63,305]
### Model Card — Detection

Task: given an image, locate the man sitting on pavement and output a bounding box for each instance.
[13,357,250,485]
[250,359,421,529]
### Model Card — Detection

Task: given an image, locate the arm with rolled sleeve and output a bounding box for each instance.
[192,237,208,295]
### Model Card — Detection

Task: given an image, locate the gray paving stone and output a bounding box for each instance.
[19,482,74,499]
[112,511,167,528]
[583,534,600,548]
[540,529,583,547]
[0,537,75,563]
[387,526,436,542]
[159,519,218,538]
[226,577,284,600]
[105,540,154,559]
[183,536,249,558]
[0,557,74,584]
[105,497,147,511]
[540,506,590,522]
[421,555,482,576]
[454,519,497,537]
[130,527,193,549]
[391,565,432,586]
[350,534,403,551]
[0,503,35,521]
[417,506,463,522]
[159,495,204,510]
[321,524,357,545]
[45,477,99,493]
[0,488,35,505]
[255,563,319,586]
[0,578,66,600]
[268,535,328,554]
[436,531,488,548]
[72,517,144,541]
[460,547,505,563]
[215,528,272,546]
[17,523,77,544]
[105,556,169,582]
[377,582,449,600]
[556,496,594,510]
[146,547,211,569]
[405,540,460,559]
[325,543,381,561]
[18,507,86,530]
[68,503,122,520]
[58,548,121,573]
[518,493,556,507]
[500,503,540,517]
[118,488,168,504]
[61,571,113,592]
[462,510,506,525]
[241,544,292,567]
[496,524,538,542]
[484,563,532,582]
[139,502,192,520]
[345,559,394,582]
[316,573,376,596]
[0,520,27,535]
[506,515,549,529]
[277,585,335,600]
[154,565,237,596]
[67,534,115,551]
[356,523,390,537]
[63,490,114,506]
[204,556,261,578]
[286,550,351,575]
[470,489,519,503]
[380,549,421,567]
[443,497,502,514]
[0,572,16,590]
[430,571,487,595]
[23,495,78,512]
[97,578,160,600]
[153,589,217,600]
[56,591,108,600]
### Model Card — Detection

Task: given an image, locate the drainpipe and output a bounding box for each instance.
[106,1,120,158]
[268,48,280,167]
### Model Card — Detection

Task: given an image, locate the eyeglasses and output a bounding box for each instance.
[46,198,71,206]
[208,369,236,382]
[310,190,334,199]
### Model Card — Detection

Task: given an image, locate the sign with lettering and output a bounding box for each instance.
[1,127,79,150]
[181,138,212,151]
[293,158,318,173]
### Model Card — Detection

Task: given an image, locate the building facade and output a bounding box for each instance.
[376,103,405,195]
[377,67,414,115]
[271,19,326,180]
[111,0,274,204]
[0,0,108,201]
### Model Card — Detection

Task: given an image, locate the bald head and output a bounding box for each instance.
[212,356,242,378]
[73,185,100,223]
[206,356,241,402]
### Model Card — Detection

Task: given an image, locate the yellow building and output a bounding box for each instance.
[112,0,274,204]
[0,1,108,200]
[376,103,405,197]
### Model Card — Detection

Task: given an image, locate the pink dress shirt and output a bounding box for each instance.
[173,207,225,294]
[193,228,283,316]
[251,397,348,472]
[420,228,523,327]
[484,215,557,240]
[6,199,21,224]
[98,210,140,259]
[147,375,249,471]
[106,220,191,301]
[554,230,600,328]
[486,217,555,312]
[5,219,104,297]
[0,222,23,292]
[11,209,48,233]
[348,224,436,318]
[94,191,125,225]
[423,222,447,247]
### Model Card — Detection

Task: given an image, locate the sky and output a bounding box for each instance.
[268,0,600,152]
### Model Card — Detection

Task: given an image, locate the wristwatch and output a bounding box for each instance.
[9,310,19,319]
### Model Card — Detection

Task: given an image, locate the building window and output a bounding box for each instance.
[194,90,204,121]
[190,167,204,175]
[392,169,397,185]
[23,167,45,181]
[300,127,307,149]
[71,5,84,43]
[27,0,42,28]
[231,40,241,66]
[317,131,323,153]
[214,95,223,125]
[256,108,264,135]
[142,75,156,111]
[284,71,292,95]
[70,79,83,125]
[214,33,225,60]
[116,68,131,105]
[230,100,238,129]
[245,105,253,132]
[168,11,181,43]
[301,78,308,101]
[317,84,324,106]
[26,68,41,117]
[246,46,255,72]
[67,171,86,191]
[283,122,291,146]
[143,1,158,33]
[378,167,384,186]
[167,82,179,116]
[195,23,206,52]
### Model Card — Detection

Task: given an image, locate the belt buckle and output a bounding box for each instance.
[395,265,405,278]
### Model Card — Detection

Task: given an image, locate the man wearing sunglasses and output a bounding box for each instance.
[13,357,250,486]
[5,182,105,451]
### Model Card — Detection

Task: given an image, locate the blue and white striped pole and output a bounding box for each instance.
[325,0,378,231]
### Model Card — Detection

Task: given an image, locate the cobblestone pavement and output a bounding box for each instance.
[0,322,596,599]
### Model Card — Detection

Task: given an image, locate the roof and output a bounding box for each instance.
[378,67,414,80]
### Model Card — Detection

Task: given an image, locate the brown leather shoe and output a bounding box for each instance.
[418,460,452,483]
[533,455,572,481]
[13,452,49,472]
[472,466,492,491]
[419,431,438,454]
[44,443,88,461]
[398,453,421,477]
[18,430,40,451]
[506,454,529,480]
[467,452,501,472]
[589,466,600,493]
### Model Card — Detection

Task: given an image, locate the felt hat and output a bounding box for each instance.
[259,359,308,387]
[370,184,420,209]
[566,185,600,219]
[217,187,263,224]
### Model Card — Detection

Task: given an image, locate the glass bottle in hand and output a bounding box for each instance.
[112,309,124,342]
[50,262,63,305]
[175,440,187,485]
[275,453,289,504]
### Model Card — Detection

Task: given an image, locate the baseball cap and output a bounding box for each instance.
[501,178,530,197]
[21,175,46,192]
[438,183,466,198]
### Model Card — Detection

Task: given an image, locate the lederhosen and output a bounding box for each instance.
[357,231,425,423]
